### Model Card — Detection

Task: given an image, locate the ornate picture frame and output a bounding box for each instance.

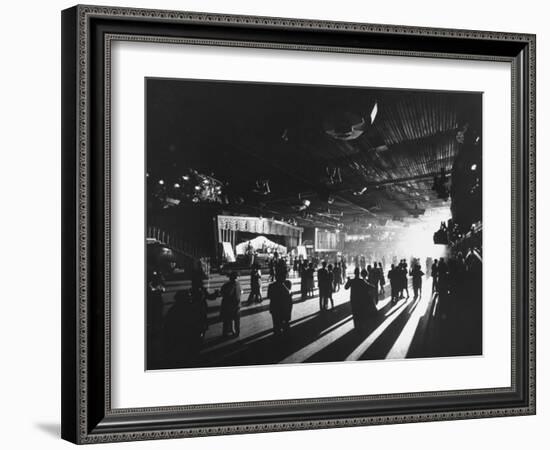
[61,4,535,444]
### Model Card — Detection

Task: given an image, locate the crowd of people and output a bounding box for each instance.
[429,250,482,317]
[296,258,347,306]
[387,260,425,302]
[149,247,481,367]
[152,252,294,366]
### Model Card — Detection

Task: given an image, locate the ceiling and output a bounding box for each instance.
[147,78,482,233]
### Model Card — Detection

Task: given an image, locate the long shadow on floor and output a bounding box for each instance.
[305,300,395,363]
[201,310,322,357]
[408,291,482,358]
[358,295,422,360]
[192,301,355,368]
[206,289,319,325]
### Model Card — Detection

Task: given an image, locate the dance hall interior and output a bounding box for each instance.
[145,79,482,370]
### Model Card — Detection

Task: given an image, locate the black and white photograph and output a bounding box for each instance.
[145,79,483,370]
[53,2,537,445]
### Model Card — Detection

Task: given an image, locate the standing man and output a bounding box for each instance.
[345,268,365,331]
[317,261,329,310]
[247,263,262,305]
[378,262,386,297]
[400,260,410,299]
[371,262,380,304]
[326,264,335,310]
[268,272,293,336]
[388,264,398,303]
[425,257,433,279]
[333,262,342,293]
[345,268,377,333]
[275,253,288,280]
[220,272,242,337]
[341,258,348,283]
[299,259,308,300]
[410,264,425,298]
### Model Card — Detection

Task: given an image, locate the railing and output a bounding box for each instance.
[147,225,205,260]
[147,225,213,275]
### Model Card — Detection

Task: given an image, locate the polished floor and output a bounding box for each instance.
[148,270,481,370]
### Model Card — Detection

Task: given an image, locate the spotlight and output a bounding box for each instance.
[173,183,181,189]
[158,179,164,185]
[303,199,311,207]
[370,102,378,124]
[470,164,477,171]
[324,112,366,141]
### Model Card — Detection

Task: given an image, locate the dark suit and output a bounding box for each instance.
[345,277,377,332]
[220,280,241,336]
[268,281,293,335]
[317,267,330,310]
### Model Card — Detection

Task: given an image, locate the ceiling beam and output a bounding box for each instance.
[318,128,458,166]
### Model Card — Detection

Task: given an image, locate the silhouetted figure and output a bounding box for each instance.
[388,264,399,303]
[438,258,449,293]
[360,268,368,283]
[220,272,242,337]
[341,259,348,283]
[378,262,386,297]
[269,252,278,282]
[275,254,288,280]
[162,280,218,366]
[431,259,439,294]
[299,259,309,300]
[370,262,381,304]
[333,262,342,292]
[247,264,262,304]
[425,257,433,279]
[305,262,315,298]
[191,274,219,338]
[399,260,410,299]
[317,261,330,310]
[438,258,450,316]
[345,268,364,331]
[345,268,377,333]
[366,264,373,283]
[268,273,293,336]
[327,264,335,309]
[147,270,165,340]
[410,264,425,298]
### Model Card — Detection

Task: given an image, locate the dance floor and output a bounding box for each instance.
[152,271,465,369]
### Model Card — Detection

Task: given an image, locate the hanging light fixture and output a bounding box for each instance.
[253,179,271,195]
[324,112,366,141]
